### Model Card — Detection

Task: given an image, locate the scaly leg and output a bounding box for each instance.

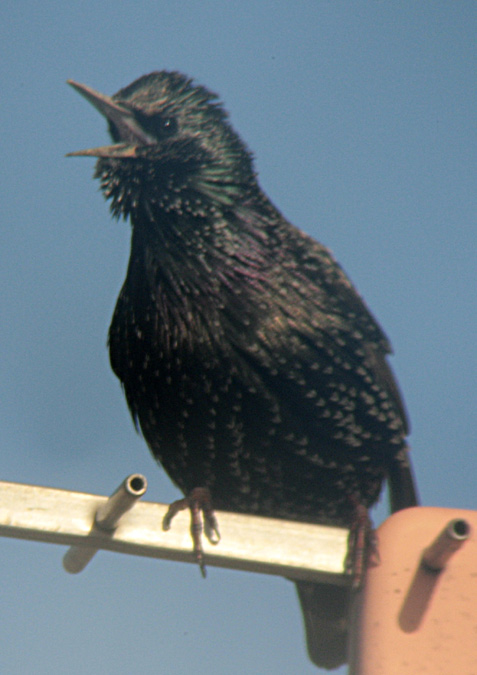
[162,487,220,577]
[345,498,379,589]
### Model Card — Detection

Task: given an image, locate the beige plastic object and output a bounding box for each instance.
[349,507,477,674]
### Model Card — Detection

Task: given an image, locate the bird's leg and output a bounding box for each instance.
[162,487,220,577]
[345,496,379,590]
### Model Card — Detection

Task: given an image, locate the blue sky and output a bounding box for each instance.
[1,3,475,673]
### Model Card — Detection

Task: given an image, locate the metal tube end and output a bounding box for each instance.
[422,519,471,572]
[63,474,148,574]
[95,474,147,530]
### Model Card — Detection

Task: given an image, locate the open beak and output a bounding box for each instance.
[66,80,154,158]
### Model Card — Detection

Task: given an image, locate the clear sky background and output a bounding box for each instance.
[1,3,475,674]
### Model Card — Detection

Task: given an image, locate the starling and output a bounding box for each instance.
[68,72,418,669]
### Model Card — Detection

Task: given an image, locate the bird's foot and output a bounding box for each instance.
[162,487,220,577]
[345,498,379,590]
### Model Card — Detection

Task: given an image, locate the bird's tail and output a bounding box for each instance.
[295,581,350,669]
[296,448,419,668]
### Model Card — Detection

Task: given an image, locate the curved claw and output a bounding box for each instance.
[162,487,219,577]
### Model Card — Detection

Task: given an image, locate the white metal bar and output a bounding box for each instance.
[0,479,349,583]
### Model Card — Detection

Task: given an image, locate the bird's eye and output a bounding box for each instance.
[162,118,177,135]
[134,110,178,139]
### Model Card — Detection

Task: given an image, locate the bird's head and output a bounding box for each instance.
[67,72,256,221]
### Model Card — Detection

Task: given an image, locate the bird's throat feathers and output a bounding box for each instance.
[127,195,272,309]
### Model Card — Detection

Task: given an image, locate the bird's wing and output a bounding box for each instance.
[222,214,410,435]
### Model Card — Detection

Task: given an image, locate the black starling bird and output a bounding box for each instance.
[68,72,418,669]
